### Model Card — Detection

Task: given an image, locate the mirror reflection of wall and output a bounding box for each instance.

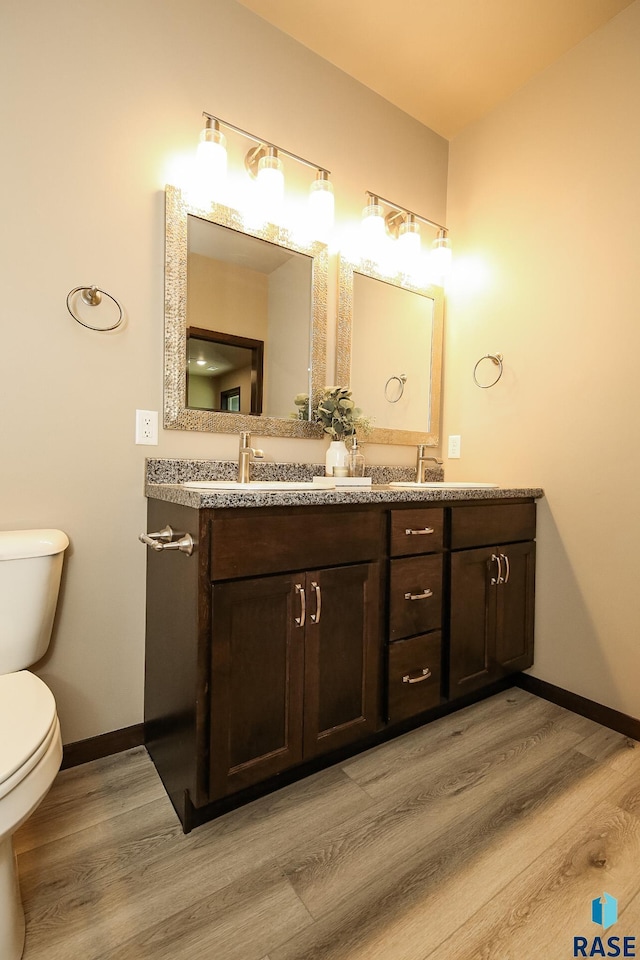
[187,214,312,420]
[351,272,434,433]
[336,256,443,446]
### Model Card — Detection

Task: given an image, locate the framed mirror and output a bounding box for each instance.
[336,258,443,446]
[164,185,327,437]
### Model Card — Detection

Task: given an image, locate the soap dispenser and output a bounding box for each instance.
[347,434,366,478]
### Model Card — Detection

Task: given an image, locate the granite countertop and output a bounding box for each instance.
[145,482,545,509]
[145,459,544,509]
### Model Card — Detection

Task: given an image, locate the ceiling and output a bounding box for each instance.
[236,0,634,138]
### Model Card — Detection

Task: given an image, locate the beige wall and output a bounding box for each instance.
[446,1,640,718]
[266,257,312,419]
[1,0,447,742]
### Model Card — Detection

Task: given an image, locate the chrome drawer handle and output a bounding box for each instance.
[405,527,435,536]
[500,552,510,584]
[402,668,432,684]
[404,588,433,601]
[491,553,503,585]
[295,584,306,627]
[310,581,322,624]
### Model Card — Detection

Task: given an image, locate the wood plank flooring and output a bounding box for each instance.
[15,689,640,959]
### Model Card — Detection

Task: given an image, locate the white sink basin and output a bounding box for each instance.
[182,480,335,491]
[389,481,499,489]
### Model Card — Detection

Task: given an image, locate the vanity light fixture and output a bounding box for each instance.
[197,112,334,235]
[246,144,285,225]
[363,191,451,286]
[192,117,228,208]
[308,169,334,243]
[430,228,452,285]
[360,194,388,265]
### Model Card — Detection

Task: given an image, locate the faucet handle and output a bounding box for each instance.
[253,449,264,459]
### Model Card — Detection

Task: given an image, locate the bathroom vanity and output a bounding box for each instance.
[143,470,542,831]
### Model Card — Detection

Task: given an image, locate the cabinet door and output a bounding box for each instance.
[209,573,304,798]
[449,547,499,697]
[495,540,535,674]
[303,563,380,758]
[449,542,536,699]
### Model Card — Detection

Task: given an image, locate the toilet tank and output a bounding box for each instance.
[0,529,69,674]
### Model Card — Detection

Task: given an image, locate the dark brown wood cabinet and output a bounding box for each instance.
[209,562,379,798]
[143,494,537,831]
[386,506,445,723]
[448,505,536,699]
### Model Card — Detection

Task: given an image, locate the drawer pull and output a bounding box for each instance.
[294,584,306,627]
[402,668,432,684]
[404,588,434,601]
[310,581,322,624]
[491,554,503,585]
[500,552,510,584]
[405,527,435,536]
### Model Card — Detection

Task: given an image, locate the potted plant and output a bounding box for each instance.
[294,387,369,475]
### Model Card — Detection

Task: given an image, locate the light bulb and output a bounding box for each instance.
[360,197,386,265]
[255,147,284,225]
[431,230,452,286]
[396,214,422,280]
[190,118,227,209]
[309,172,334,240]
[308,171,334,242]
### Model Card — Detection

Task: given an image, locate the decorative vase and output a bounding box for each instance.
[325,439,348,476]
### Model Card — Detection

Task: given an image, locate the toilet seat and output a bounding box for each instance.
[0,672,58,800]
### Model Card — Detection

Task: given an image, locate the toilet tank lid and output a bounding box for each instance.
[0,529,69,560]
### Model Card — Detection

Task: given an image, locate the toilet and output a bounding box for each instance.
[0,529,68,960]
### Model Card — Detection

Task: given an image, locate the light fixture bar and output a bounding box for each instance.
[365,191,447,234]
[203,112,330,176]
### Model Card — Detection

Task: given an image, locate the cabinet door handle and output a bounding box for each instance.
[310,582,322,624]
[500,552,510,584]
[294,584,306,627]
[404,588,433,601]
[405,527,435,536]
[402,668,432,684]
[491,554,503,585]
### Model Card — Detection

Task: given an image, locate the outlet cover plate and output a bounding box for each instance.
[448,435,461,459]
[135,409,159,445]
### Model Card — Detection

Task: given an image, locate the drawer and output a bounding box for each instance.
[450,502,536,550]
[387,632,442,723]
[390,508,444,557]
[210,508,384,580]
[389,554,442,640]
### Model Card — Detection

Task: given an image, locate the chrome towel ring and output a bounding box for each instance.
[66,285,124,332]
[384,373,407,403]
[473,353,503,389]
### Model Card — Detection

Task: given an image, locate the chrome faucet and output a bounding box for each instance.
[415,444,443,484]
[237,431,264,483]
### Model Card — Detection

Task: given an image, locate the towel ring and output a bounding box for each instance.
[384,373,407,403]
[66,285,124,332]
[473,353,503,389]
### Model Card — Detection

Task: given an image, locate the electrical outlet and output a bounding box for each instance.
[135,409,158,445]
[448,434,461,459]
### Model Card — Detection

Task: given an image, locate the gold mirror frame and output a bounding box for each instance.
[164,185,327,438]
[336,257,444,446]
